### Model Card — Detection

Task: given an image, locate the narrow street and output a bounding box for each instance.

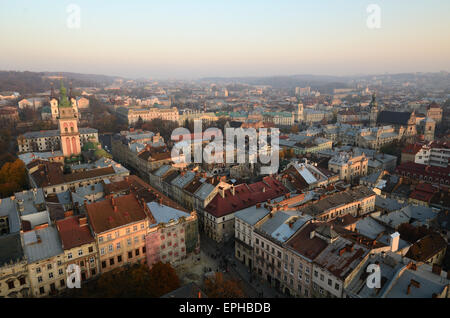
[199,232,284,298]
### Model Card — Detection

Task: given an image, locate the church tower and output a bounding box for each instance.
[424,117,435,142]
[58,82,81,157]
[369,93,378,127]
[68,82,80,121]
[295,102,304,123]
[50,82,59,122]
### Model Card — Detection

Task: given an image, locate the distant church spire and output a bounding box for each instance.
[369,92,378,127]
[69,82,73,98]
[50,82,55,98]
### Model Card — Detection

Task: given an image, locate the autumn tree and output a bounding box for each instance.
[204,272,244,298]
[0,159,27,198]
[147,261,181,297]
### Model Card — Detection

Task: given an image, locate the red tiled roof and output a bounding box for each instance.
[396,162,450,185]
[205,176,288,218]
[409,190,434,203]
[402,143,423,155]
[56,216,94,250]
[287,222,328,260]
[86,193,150,234]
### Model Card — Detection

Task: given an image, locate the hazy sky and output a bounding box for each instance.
[1,0,449,79]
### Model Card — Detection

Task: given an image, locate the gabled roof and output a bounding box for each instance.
[205,176,288,218]
[56,216,94,250]
[86,194,149,234]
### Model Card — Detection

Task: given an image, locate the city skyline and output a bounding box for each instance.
[1,0,450,79]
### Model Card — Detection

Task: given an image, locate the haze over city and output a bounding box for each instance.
[1,0,450,79]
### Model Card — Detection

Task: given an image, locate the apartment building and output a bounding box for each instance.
[17,128,98,153]
[26,158,129,196]
[86,194,149,273]
[115,106,179,125]
[297,186,376,222]
[328,152,368,182]
[252,210,312,295]
[146,202,199,267]
[0,233,30,298]
[23,224,66,297]
[56,215,100,282]
[203,176,289,242]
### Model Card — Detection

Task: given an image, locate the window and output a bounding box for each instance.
[49,272,53,279]
[133,225,138,232]
[39,287,45,295]
[109,258,114,266]
[57,260,62,266]
[118,255,122,263]
[127,238,132,246]
[102,261,106,269]
[99,236,104,243]
[60,279,65,287]
[38,276,43,283]
[126,228,131,234]
[8,281,15,290]
[141,223,145,229]
[335,283,340,291]
[142,246,146,254]
[134,236,139,243]
[88,246,94,253]
[108,244,113,252]
[107,234,112,241]
[128,251,133,259]
[36,267,41,274]
[328,279,332,286]
[116,242,121,249]
[78,249,83,256]
[320,274,324,281]
[314,270,318,277]
[47,264,52,270]
[135,249,140,256]
[19,277,26,285]
[58,269,63,275]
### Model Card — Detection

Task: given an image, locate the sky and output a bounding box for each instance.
[0,0,449,79]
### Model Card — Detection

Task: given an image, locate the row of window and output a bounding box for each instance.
[101,247,146,268]
[100,235,145,255]
[67,246,94,259]
[98,225,145,242]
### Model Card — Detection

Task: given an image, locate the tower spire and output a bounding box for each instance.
[50,82,55,98]
[59,81,71,108]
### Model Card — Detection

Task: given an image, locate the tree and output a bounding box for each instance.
[0,159,27,197]
[204,272,244,298]
[147,261,181,297]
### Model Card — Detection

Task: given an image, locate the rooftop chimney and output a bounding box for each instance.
[432,264,442,276]
[79,217,88,226]
[390,232,400,253]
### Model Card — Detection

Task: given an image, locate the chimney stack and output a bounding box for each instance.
[79,216,88,226]
[432,264,442,276]
[390,232,400,253]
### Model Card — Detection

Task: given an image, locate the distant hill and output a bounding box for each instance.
[0,71,123,95]
[200,74,350,92]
